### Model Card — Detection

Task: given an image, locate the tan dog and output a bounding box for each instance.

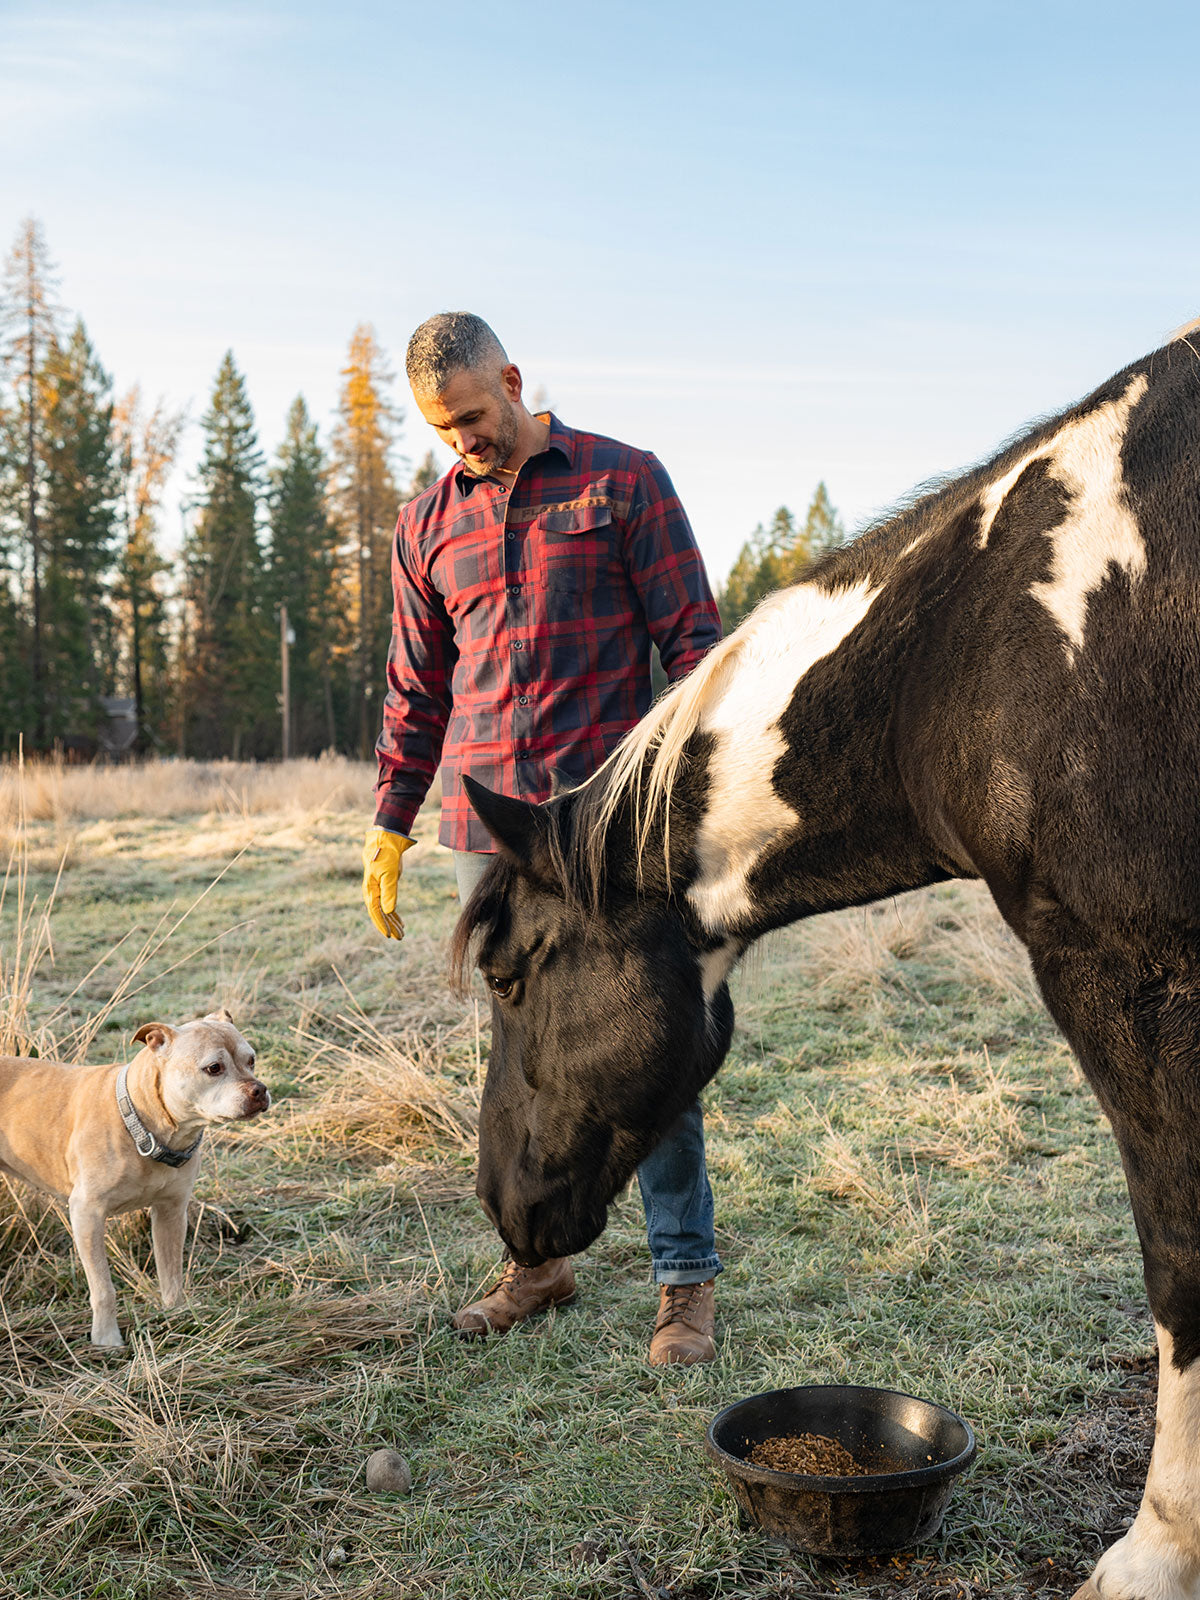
[0,1010,269,1347]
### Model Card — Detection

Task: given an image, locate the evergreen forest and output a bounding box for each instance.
[0,218,845,761]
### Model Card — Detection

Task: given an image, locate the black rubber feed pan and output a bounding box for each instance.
[706,1384,976,1557]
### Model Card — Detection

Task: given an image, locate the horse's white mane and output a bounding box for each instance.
[579,620,752,882]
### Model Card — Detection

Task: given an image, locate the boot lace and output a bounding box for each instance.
[488,1258,536,1296]
[659,1282,703,1325]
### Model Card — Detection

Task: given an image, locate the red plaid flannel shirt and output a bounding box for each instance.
[373,414,720,851]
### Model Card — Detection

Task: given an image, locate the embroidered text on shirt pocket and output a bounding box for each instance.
[537,503,615,602]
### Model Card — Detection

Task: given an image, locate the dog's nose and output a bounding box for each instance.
[246,1080,270,1112]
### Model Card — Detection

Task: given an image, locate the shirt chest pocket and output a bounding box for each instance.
[535,503,618,604]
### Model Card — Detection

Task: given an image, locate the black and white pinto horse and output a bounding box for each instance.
[454,326,1200,1600]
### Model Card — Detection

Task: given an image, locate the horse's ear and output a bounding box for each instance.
[462,778,554,876]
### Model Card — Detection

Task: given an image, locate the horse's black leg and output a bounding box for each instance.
[1029,914,1200,1600]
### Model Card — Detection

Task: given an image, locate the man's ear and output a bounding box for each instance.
[133,1022,176,1051]
[500,362,523,403]
[203,1008,234,1024]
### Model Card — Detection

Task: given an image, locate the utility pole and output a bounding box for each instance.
[280,603,292,759]
[26,289,44,747]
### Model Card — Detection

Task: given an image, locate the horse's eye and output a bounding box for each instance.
[203,1062,224,1077]
[488,975,515,999]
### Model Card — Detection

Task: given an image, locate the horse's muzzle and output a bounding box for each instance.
[479,1170,607,1267]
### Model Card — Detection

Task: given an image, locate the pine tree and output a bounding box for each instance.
[328,324,402,757]
[800,481,846,562]
[0,218,60,745]
[718,487,848,631]
[38,319,121,741]
[181,352,269,757]
[0,384,33,749]
[268,396,341,753]
[718,507,798,630]
[113,387,183,748]
[409,449,440,495]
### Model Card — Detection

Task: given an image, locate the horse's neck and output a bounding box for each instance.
[681,575,943,938]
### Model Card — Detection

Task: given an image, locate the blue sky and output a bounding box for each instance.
[2,0,1198,576]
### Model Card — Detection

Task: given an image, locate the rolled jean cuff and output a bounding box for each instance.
[653,1257,723,1287]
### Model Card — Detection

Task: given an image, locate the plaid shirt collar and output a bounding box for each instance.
[453,412,573,497]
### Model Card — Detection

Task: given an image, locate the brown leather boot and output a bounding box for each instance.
[648,1279,717,1366]
[450,1256,576,1338]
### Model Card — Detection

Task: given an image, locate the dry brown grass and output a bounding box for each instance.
[755,886,1038,1014]
[0,761,1146,1599]
[0,753,388,827]
[0,801,255,1063]
[928,895,1040,1005]
[810,1124,901,1218]
[0,769,471,1595]
[898,1055,1041,1171]
[0,826,60,1059]
[245,999,480,1162]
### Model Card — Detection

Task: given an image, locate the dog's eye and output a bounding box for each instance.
[203,1062,224,1077]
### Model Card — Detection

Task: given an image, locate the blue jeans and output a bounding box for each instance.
[454,850,721,1286]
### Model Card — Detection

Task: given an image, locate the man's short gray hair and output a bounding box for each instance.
[406,312,508,396]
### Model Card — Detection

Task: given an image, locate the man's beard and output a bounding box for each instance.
[462,408,520,476]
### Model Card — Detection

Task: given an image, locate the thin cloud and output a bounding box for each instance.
[0,5,282,140]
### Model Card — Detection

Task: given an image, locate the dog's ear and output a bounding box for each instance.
[133,1022,176,1051]
[203,1007,234,1025]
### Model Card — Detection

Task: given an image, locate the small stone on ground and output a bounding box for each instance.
[365,1447,412,1493]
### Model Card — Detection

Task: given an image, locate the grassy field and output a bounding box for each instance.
[0,759,1155,1600]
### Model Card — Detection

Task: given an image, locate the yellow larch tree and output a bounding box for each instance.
[328,323,402,757]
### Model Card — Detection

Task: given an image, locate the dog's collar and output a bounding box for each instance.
[115,1064,203,1167]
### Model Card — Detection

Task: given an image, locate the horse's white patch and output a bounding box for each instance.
[977,453,1039,547]
[687,579,881,933]
[698,939,741,1040]
[976,374,1148,664]
[1088,1324,1200,1600]
[698,940,740,1002]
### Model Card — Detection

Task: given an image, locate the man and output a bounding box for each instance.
[361,312,722,1364]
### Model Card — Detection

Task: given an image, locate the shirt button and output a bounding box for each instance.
[512,640,523,650]
[518,695,529,706]
[508,584,521,596]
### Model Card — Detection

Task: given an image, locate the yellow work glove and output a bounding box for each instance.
[362,826,415,939]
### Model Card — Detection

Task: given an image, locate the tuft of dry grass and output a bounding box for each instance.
[247,996,480,1161]
[751,885,1038,1017]
[810,1125,902,1218]
[929,896,1040,1005]
[898,1054,1042,1171]
[0,812,61,1059]
[0,1288,415,1588]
